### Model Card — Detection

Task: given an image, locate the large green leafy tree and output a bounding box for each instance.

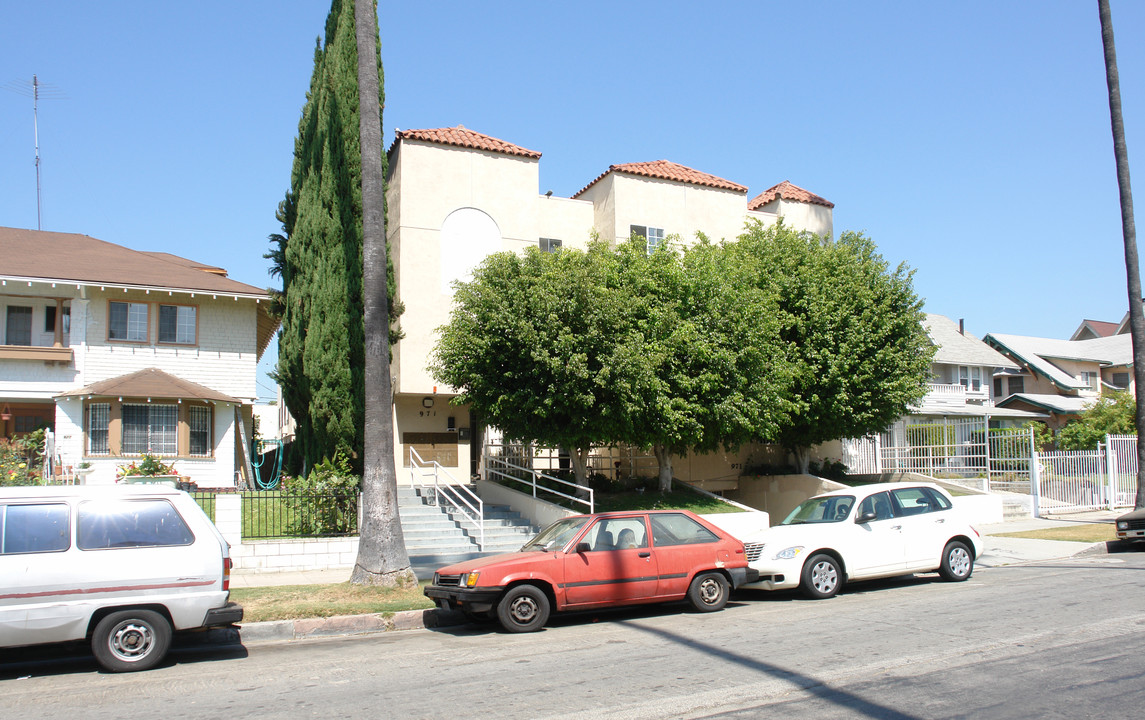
[268,0,402,474]
[732,221,933,472]
[1058,391,1136,451]
[607,237,791,490]
[431,243,626,487]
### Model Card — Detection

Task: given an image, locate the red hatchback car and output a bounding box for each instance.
[424,509,756,632]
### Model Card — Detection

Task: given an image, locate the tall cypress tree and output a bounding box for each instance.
[270,0,401,473]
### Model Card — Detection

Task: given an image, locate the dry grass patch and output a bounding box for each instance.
[992,524,1116,543]
[231,581,435,623]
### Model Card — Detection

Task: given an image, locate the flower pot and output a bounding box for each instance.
[123,474,180,488]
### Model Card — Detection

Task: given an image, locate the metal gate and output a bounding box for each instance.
[1035,434,1138,515]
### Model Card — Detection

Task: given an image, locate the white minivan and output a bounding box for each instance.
[0,485,242,672]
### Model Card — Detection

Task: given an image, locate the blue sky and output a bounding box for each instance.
[3,1,1143,401]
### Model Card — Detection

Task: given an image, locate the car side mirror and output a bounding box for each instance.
[856,511,877,524]
[575,542,591,554]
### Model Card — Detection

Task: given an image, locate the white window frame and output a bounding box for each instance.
[958,366,982,392]
[108,301,149,342]
[539,237,562,253]
[158,304,197,345]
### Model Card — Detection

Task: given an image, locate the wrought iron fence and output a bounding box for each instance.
[191,489,360,539]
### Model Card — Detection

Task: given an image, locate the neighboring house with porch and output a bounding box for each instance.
[385,125,833,484]
[0,226,277,487]
[983,331,1133,430]
[836,314,1042,477]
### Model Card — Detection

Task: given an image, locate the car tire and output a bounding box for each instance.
[496,585,550,633]
[939,540,974,582]
[801,554,842,599]
[91,610,172,673]
[687,572,730,612]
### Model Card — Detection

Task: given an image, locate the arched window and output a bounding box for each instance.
[440,208,502,295]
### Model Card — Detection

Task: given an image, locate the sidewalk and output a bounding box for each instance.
[222,511,1124,645]
[976,509,1118,568]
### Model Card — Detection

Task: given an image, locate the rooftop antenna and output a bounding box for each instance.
[3,75,66,230]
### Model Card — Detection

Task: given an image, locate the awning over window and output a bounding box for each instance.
[55,367,241,404]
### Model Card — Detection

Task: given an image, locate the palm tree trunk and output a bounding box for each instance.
[1098,0,1145,510]
[350,0,416,584]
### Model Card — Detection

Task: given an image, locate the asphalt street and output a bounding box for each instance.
[2,546,1143,720]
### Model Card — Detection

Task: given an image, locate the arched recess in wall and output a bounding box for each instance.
[440,207,502,295]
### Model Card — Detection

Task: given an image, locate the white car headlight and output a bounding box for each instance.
[1118,521,1129,530]
[774,546,804,560]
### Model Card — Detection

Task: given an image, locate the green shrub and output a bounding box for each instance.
[1,430,44,486]
[283,453,360,536]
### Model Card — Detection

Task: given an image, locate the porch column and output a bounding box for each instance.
[53,298,64,347]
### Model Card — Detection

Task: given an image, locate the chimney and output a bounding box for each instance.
[959,318,965,335]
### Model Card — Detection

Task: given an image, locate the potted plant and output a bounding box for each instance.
[117,452,181,487]
[73,461,94,483]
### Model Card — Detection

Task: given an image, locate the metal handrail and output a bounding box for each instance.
[408,447,484,551]
[484,450,594,514]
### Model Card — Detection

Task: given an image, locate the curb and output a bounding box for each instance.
[201,608,469,646]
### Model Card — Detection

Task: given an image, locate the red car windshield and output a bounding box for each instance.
[521,516,590,552]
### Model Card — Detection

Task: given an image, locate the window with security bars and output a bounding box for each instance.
[158,304,196,344]
[122,404,178,455]
[88,403,110,455]
[189,405,212,456]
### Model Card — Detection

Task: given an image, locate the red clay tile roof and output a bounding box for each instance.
[748,180,834,210]
[574,160,747,198]
[393,126,541,159]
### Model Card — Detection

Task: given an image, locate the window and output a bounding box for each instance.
[958,366,982,392]
[857,491,895,521]
[1113,372,1131,389]
[5,306,32,345]
[582,517,648,551]
[88,403,110,455]
[890,487,951,516]
[993,377,1003,397]
[122,403,178,455]
[649,513,720,546]
[1008,376,1024,394]
[158,304,196,344]
[539,237,562,253]
[78,499,194,549]
[1,503,70,554]
[189,405,212,456]
[44,305,71,334]
[629,225,665,254]
[109,301,148,342]
[1079,371,1098,389]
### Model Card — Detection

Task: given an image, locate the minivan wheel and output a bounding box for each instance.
[801,554,842,599]
[939,540,974,582]
[91,610,172,673]
[496,585,550,633]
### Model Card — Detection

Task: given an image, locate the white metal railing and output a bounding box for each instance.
[1036,449,1108,513]
[1108,434,1139,507]
[484,444,594,513]
[408,447,484,551]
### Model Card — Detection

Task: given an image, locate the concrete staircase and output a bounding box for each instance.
[397,486,539,578]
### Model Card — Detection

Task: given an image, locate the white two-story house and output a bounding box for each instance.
[0,226,276,487]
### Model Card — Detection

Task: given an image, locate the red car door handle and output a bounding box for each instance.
[639,552,651,558]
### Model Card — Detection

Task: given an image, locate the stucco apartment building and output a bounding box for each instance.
[0,227,276,487]
[385,126,834,481]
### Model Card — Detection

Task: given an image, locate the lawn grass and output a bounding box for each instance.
[230,581,434,622]
[585,485,745,514]
[992,524,1116,543]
